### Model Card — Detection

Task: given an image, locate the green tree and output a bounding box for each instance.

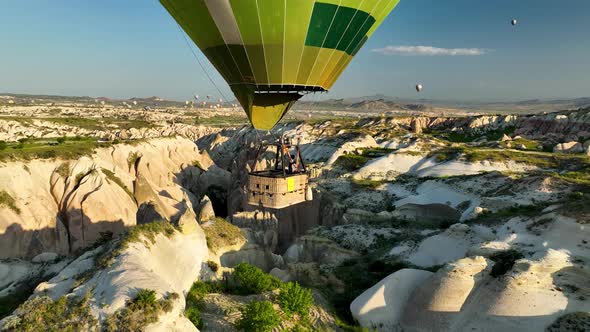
[233,263,281,295]
[278,282,314,318]
[236,301,280,332]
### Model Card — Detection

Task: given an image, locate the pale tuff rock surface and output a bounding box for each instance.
[22,226,208,332]
[353,214,590,332]
[0,118,219,142]
[554,141,584,153]
[354,152,534,180]
[0,137,224,259]
[350,269,434,331]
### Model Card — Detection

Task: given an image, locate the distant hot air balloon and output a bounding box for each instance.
[206,95,211,100]
[160,0,401,130]
[133,101,138,106]
[416,84,423,92]
[194,94,199,100]
[511,19,517,26]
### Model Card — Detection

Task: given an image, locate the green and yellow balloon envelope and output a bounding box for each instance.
[160,0,400,130]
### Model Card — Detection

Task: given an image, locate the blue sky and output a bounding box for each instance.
[0,0,589,102]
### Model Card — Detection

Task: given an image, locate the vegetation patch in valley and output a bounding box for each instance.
[184,263,318,331]
[1,293,98,332]
[0,190,20,214]
[101,168,134,200]
[104,289,178,332]
[45,117,156,131]
[202,217,244,252]
[0,137,111,162]
[326,257,410,326]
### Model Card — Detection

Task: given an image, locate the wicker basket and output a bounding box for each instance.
[247,172,308,209]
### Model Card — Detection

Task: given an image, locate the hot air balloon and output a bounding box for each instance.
[511,19,517,26]
[133,101,138,106]
[194,94,199,100]
[160,0,401,130]
[416,84,423,92]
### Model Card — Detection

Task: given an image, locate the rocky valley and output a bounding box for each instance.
[0,100,588,331]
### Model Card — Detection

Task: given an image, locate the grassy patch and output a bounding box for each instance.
[101,168,134,200]
[500,138,542,150]
[0,190,20,214]
[194,115,249,127]
[104,289,178,332]
[45,117,155,131]
[472,204,548,225]
[127,152,142,170]
[202,217,244,252]
[429,145,590,170]
[0,137,116,162]
[360,147,394,158]
[351,178,387,190]
[55,161,71,178]
[429,126,515,143]
[2,293,98,331]
[334,154,371,172]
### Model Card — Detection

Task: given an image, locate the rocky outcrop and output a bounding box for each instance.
[0,137,219,259]
[0,119,219,142]
[3,224,208,331]
[351,269,434,330]
[554,141,584,153]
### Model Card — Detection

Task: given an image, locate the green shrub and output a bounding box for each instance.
[8,293,98,331]
[185,306,203,329]
[207,260,219,273]
[233,263,281,295]
[127,151,142,170]
[235,301,280,332]
[0,141,6,150]
[55,162,71,178]
[184,281,225,329]
[56,137,66,144]
[278,282,314,318]
[101,168,134,200]
[134,289,157,309]
[104,290,177,332]
[0,190,20,214]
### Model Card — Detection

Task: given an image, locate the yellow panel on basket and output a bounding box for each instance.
[287,178,295,192]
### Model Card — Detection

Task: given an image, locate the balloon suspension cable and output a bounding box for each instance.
[175,23,230,104]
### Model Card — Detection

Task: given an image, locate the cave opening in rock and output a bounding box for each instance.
[205,185,228,218]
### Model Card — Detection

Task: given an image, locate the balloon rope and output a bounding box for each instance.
[174,23,230,103]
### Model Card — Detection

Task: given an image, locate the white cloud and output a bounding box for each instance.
[371,45,487,56]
